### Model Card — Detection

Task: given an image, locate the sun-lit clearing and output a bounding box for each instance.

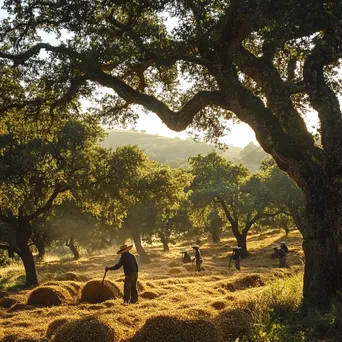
[0,229,303,341]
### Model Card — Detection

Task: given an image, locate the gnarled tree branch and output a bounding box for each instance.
[87,68,231,131]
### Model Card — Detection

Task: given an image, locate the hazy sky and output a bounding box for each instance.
[134,111,258,146]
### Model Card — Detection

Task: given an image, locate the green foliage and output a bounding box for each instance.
[189,152,273,236]
[250,274,342,341]
[0,250,12,267]
[0,114,104,220]
[260,158,305,231]
[123,162,193,244]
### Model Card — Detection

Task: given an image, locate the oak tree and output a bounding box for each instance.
[1,0,342,306]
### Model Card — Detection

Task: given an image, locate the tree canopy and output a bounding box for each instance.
[189,152,281,256]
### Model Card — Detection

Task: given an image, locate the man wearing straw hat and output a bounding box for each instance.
[191,244,204,272]
[105,244,139,305]
[271,246,287,268]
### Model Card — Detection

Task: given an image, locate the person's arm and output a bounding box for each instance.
[106,256,123,271]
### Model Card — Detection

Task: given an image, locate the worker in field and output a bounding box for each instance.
[271,246,287,268]
[229,246,241,271]
[105,244,139,305]
[192,244,204,272]
[181,250,191,263]
[280,241,289,254]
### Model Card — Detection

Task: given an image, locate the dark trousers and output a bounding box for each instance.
[124,273,138,303]
[235,258,241,271]
[196,259,203,272]
[279,255,287,268]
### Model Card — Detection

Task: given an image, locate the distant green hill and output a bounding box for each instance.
[101,129,268,170]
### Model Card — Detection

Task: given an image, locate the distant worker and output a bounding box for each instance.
[191,244,204,272]
[181,250,191,263]
[229,246,241,271]
[280,241,289,254]
[105,244,139,305]
[271,246,287,268]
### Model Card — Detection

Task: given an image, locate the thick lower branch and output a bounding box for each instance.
[88,68,231,132]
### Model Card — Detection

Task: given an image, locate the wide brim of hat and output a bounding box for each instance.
[180,250,187,253]
[117,245,133,254]
[191,244,199,248]
[280,241,286,244]
[231,246,242,249]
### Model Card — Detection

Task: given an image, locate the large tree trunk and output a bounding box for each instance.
[131,230,151,263]
[33,237,46,261]
[37,244,46,261]
[211,230,221,243]
[236,231,248,258]
[18,244,38,286]
[16,222,38,286]
[8,247,15,259]
[301,195,342,308]
[219,201,248,256]
[67,236,80,260]
[281,217,289,236]
[159,233,170,252]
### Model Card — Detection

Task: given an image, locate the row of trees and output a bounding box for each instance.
[0,107,303,285]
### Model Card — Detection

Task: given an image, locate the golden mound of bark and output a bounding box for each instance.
[1,334,39,342]
[183,264,194,271]
[211,301,226,310]
[27,286,71,307]
[129,315,219,342]
[43,281,81,296]
[216,308,252,342]
[140,291,159,300]
[0,290,7,299]
[0,297,17,309]
[168,267,184,275]
[81,279,121,304]
[56,272,81,281]
[46,317,72,338]
[223,274,266,292]
[51,317,118,342]
[234,274,265,289]
[168,260,181,267]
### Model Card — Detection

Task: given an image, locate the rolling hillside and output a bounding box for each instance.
[101,130,268,170]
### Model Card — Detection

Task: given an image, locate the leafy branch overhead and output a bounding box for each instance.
[2,1,341,177]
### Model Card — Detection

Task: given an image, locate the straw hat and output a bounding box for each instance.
[180,249,188,254]
[232,246,242,249]
[191,244,200,249]
[280,241,286,244]
[116,244,133,254]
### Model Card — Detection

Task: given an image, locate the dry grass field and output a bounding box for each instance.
[0,229,304,342]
